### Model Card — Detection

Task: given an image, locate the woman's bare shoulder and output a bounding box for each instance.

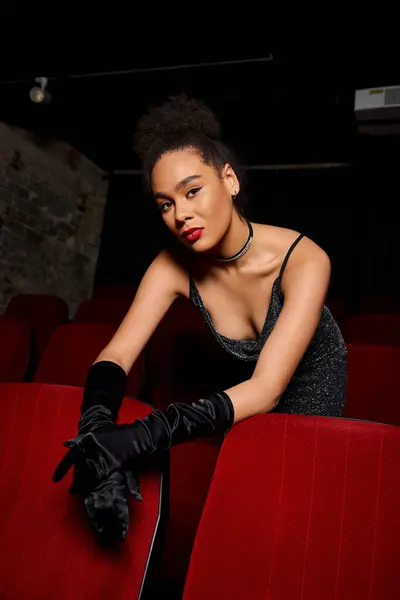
[252,223,302,256]
[150,247,190,298]
[252,223,327,266]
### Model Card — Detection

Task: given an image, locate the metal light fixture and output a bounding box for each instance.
[29,76,52,104]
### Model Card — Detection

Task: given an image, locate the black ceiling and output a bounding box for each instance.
[1,49,398,171]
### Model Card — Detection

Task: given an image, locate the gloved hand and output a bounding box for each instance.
[53,391,234,492]
[59,360,143,542]
[70,403,143,542]
[84,469,142,542]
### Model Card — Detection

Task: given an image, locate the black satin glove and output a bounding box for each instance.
[84,469,142,542]
[69,404,143,542]
[53,392,234,491]
[60,361,142,542]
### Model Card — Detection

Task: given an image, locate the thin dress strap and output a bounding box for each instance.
[279,233,305,279]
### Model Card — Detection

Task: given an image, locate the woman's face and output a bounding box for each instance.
[151,148,239,253]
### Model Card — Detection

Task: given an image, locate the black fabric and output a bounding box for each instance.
[278,233,304,278]
[53,392,234,489]
[70,362,141,542]
[190,234,347,416]
[81,360,127,419]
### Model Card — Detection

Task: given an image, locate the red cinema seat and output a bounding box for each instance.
[0,383,167,600]
[183,413,400,600]
[345,343,400,425]
[0,316,31,382]
[34,323,144,399]
[157,440,221,588]
[5,294,68,365]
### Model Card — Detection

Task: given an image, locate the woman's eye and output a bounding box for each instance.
[187,187,201,199]
[159,201,173,213]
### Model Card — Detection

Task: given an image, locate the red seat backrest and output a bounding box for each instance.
[183,414,400,600]
[6,294,68,364]
[0,316,31,382]
[158,440,221,587]
[34,323,144,399]
[345,343,400,425]
[0,382,165,600]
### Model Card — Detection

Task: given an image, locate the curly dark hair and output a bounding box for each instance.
[134,94,246,214]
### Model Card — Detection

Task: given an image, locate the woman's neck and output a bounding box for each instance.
[211,212,251,262]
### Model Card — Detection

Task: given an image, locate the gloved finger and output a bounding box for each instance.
[68,459,96,496]
[85,491,128,542]
[125,470,142,501]
[62,433,84,449]
[68,479,84,496]
[52,448,78,482]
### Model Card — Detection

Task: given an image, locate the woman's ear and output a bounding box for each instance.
[222,163,240,196]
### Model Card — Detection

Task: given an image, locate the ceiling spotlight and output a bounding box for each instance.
[29,76,52,104]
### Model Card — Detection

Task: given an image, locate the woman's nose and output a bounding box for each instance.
[175,200,194,224]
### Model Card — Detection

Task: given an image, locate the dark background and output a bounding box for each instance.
[2,48,399,310]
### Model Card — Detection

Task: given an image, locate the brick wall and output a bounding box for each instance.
[0,122,108,317]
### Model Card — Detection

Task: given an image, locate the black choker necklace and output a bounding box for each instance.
[213,220,253,262]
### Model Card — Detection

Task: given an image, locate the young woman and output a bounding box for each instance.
[53,95,347,541]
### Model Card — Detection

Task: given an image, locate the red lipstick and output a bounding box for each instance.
[182,228,204,242]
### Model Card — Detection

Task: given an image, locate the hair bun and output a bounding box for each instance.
[135,94,222,161]
[163,94,222,140]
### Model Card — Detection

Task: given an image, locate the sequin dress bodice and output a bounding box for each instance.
[190,234,347,416]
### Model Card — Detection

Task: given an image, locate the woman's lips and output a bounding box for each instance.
[183,228,204,242]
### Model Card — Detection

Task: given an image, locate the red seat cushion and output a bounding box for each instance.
[0,383,163,600]
[34,323,144,398]
[183,414,400,600]
[6,294,68,364]
[345,343,400,425]
[0,316,31,382]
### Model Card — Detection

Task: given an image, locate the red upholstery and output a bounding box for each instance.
[183,414,400,600]
[92,284,137,300]
[342,314,400,345]
[345,343,400,425]
[158,440,221,585]
[0,383,164,600]
[5,294,68,364]
[0,316,31,382]
[34,323,144,399]
[74,298,132,325]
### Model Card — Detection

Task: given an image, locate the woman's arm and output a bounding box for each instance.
[95,249,188,374]
[225,237,331,423]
